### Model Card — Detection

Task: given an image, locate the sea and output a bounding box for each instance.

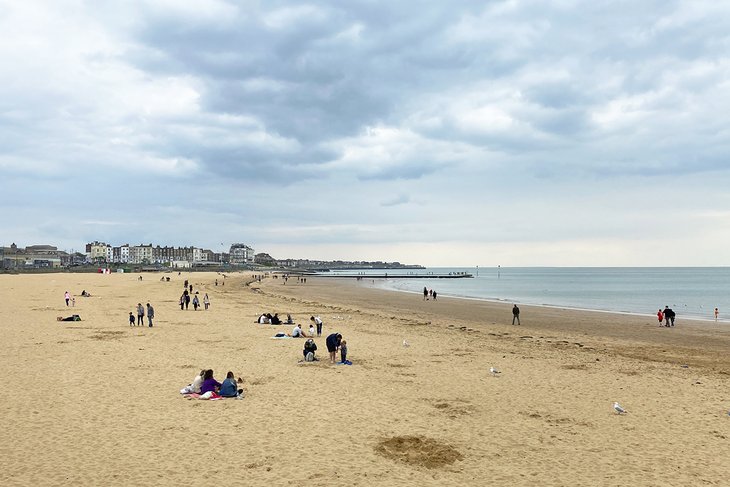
[324,267,730,322]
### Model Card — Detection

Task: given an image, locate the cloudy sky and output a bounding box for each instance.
[2,0,730,266]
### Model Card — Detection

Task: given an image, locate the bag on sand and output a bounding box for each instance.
[305,352,315,362]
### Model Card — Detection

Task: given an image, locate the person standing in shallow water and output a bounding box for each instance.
[512,304,521,325]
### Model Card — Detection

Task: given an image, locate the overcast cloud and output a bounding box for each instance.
[2,0,730,266]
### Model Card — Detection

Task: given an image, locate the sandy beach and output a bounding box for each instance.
[1,271,729,486]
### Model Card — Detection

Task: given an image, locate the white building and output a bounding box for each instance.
[229,243,254,265]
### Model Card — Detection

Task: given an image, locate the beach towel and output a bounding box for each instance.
[271,334,291,339]
[184,392,235,401]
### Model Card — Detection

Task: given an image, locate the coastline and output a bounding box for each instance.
[372,284,730,324]
[2,272,729,486]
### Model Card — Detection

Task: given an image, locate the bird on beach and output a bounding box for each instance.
[489,367,501,376]
[402,339,410,348]
[613,402,627,414]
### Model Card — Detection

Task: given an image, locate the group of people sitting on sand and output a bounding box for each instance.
[180,369,244,399]
[257,313,295,325]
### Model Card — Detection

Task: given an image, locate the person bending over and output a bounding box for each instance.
[326,333,342,363]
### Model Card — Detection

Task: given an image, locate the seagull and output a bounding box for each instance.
[613,402,627,414]
[402,339,410,348]
[489,367,501,376]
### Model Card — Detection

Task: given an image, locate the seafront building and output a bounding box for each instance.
[83,242,249,267]
[0,243,84,269]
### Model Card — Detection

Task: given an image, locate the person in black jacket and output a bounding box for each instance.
[303,339,317,360]
[512,304,521,325]
[663,306,676,327]
[326,333,342,363]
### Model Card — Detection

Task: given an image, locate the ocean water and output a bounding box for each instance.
[329,267,730,321]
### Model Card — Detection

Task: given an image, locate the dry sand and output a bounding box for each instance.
[1,271,729,486]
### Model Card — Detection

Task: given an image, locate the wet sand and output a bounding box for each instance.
[1,272,729,486]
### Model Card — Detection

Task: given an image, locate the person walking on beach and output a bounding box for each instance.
[664,306,675,327]
[657,308,664,327]
[64,291,71,306]
[146,302,154,327]
[136,303,145,326]
[192,294,200,311]
[423,287,428,301]
[715,307,719,321]
[129,312,135,327]
[512,304,521,325]
[204,293,210,310]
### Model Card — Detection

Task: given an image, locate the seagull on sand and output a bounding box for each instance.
[402,339,410,348]
[613,402,627,414]
[489,367,501,376]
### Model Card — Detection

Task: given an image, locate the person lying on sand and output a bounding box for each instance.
[57,315,81,322]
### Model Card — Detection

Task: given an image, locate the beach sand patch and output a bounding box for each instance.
[429,399,475,418]
[561,364,589,370]
[374,435,463,469]
[89,330,126,341]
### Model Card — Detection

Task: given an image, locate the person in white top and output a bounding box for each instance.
[310,316,323,336]
[180,370,205,394]
[291,324,306,338]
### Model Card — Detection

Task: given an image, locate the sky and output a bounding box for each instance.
[2,0,730,267]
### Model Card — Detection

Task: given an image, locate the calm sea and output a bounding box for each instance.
[327,267,730,321]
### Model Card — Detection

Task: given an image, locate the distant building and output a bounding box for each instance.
[0,243,61,268]
[86,241,110,263]
[129,244,153,264]
[229,244,254,266]
[254,253,277,266]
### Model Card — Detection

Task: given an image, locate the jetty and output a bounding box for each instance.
[312,272,473,279]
